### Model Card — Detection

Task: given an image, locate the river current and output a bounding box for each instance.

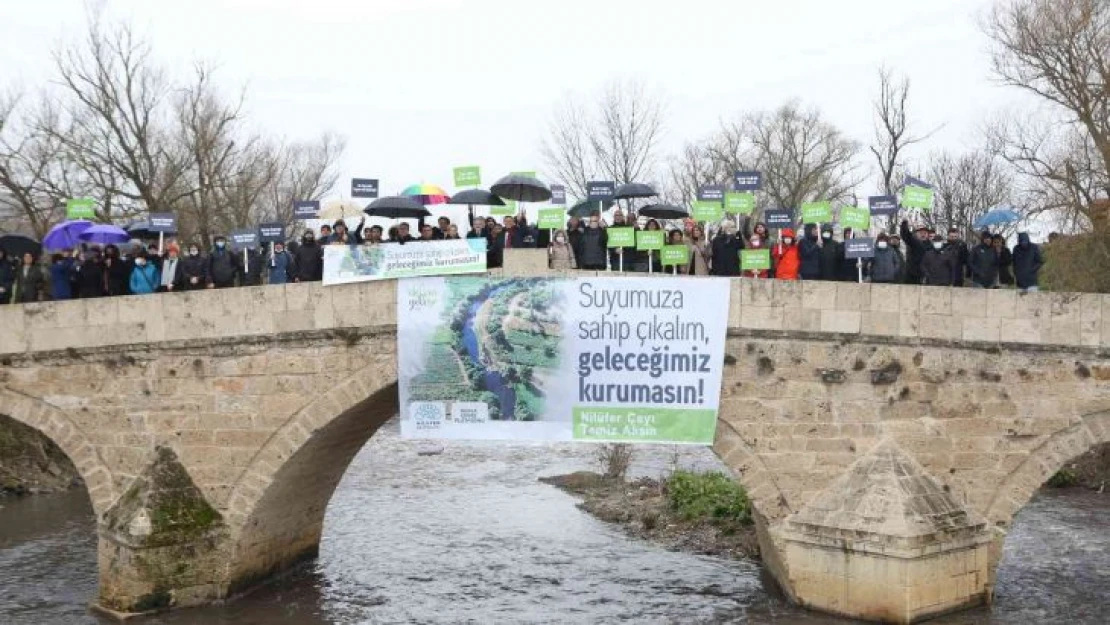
[1,419,1107,624]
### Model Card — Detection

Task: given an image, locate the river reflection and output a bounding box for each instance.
[0,419,1106,624]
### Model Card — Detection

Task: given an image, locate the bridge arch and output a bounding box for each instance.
[985,409,1110,530]
[0,387,118,514]
[222,359,399,594]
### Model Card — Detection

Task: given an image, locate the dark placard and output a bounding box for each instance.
[258,223,285,243]
[869,196,899,218]
[764,209,795,228]
[294,200,320,219]
[230,229,259,250]
[587,181,615,201]
[697,185,725,202]
[903,175,933,190]
[845,237,876,259]
[148,213,177,233]
[550,184,567,205]
[734,170,763,191]
[351,178,379,199]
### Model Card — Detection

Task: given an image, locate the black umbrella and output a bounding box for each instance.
[363,196,432,220]
[638,204,689,220]
[614,182,657,200]
[490,174,551,203]
[567,199,615,218]
[448,189,505,224]
[0,234,42,259]
[126,220,157,240]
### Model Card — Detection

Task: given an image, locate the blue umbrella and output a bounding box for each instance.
[43,219,94,250]
[78,224,130,245]
[974,207,1021,229]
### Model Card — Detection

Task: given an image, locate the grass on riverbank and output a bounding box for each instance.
[540,469,759,560]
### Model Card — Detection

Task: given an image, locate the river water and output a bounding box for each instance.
[1,419,1107,625]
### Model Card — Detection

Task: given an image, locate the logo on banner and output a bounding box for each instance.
[351,178,379,198]
[411,402,446,431]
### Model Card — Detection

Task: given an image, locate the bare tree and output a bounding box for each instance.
[924,150,1016,238]
[745,101,862,212]
[869,66,937,197]
[264,132,346,234]
[984,0,1110,228]
[541,78,666,202]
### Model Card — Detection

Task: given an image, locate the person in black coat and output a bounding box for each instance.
[242,248,265,286]
[968,231,999,288]
[293,231,324,282]
[577,217,608,270]
[565,217,586,266]
[994,235,1014,287]
[486,224,505,269]
[899,220,929,284]
[817,224,842,281]
[180,244,208,290]
[799,223,822,280]
[75,250,105,298]
[838,228,860,281]
[0,250,14,304]
[921,235,955,286]
[103,245,130,296]
[944,228,969,286]
[709,221,744,277]
[1012,233,1044,292]
[206,236,240,288]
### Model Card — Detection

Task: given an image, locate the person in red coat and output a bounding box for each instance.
[773,228,801,280]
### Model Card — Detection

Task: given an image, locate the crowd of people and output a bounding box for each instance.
[0,210,1046,305]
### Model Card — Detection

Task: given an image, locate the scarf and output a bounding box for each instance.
[161,258,178,288]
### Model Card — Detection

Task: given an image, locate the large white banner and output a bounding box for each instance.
[397,276,731,444]
[323,239,487,286]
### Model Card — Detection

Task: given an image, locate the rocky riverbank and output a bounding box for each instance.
[0,415,82,496]
[1051,443,1110,491]
[540,471,760,560]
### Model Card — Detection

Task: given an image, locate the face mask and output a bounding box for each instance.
[216,241,226,249]
[822,232,832,239]
[136,258,147,266]
[783,238,794,245]
[555,236,565,243]
[877,241,889,250]
[750,239,760,247]
[189,249,199,256]
[933,242,944,250]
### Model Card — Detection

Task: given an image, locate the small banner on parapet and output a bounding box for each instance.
[322,239,488,285]
[397,276,730,444]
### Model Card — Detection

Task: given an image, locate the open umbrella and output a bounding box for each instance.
[448,188,505,224]
[638,204,688,220]
[126,220,157,240]
[43,219,93,250]
[364,196,432,220]
[614,182,657,200]
[567,199,614,218]
[491,174,551,203]
[319,199,367,221]
[974,207,1022,229]
[0,234,42,259]
[400,184,451,206]
[78,224,130,245]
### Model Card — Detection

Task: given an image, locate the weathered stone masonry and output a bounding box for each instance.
[0,251,1107,622]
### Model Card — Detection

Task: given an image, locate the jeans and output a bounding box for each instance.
[1020,286,1039,293]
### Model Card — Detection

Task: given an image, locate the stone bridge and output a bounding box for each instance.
[1,250,1107,623]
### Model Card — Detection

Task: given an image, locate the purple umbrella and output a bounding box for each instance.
[78,224,130,245]
[43,219,94,250]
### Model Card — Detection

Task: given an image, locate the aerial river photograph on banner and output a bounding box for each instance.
[398,276,730,444]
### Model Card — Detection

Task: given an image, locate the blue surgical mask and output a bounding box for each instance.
[216,241,226,249]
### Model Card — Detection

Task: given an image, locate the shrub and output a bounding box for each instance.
[595,443,634,480]
[1046,468,1079,488]
[666,470,752,526]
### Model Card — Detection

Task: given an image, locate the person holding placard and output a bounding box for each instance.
[799,224,822,280]
[607,211,637,271]
[688,226,711,276]
[818,224,842,281]
[548,230,577,271]
[578,215,608,270]
[742,231,771,279]
[206,236,240,289]
[710,220,743,277]
[869,233,905,284]
[773,228,801,280]
[293,230,324,282]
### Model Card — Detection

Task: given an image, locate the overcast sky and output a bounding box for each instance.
[1,0,1033,202]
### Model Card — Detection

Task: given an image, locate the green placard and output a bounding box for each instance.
[606,227,635,248]
[636,230,665,251]
[490,199,516,216]
[902,185,934,210]
[801,201,833,223]
[740,249,771,271]
[839,206,871,231]
[691,200,723,222]
[725,192,756,215]
[660,245,689,266]
[66,198,96,219]
[512,170,537,179]
[453,165,481,187]
[537,208,564,230]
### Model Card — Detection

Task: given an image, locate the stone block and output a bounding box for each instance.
[919,288,952,316]
[83,297,120,326]
[899,312,920,338]
[728,282,742,327]
[27,325,91,352]
[1048,293,1082,325]
[117,294,164,326]
[868,284,902,313]
[862,311,900,337]
[950,289,987,317]
[1079,294,1102,347]
[740,278,775,307]
[740,306,783,331]
[0,306,26,353]
[1013,290,1050,321]
[1000,317,1047,345]
[986,289,1017,318]
[329,284,364,312]
[773,279,803,308]
[835,282,871,311]
[802,281,838,310]
[284,282,312,311]
[782,307,821,332]
[1046,320,1081,347]
[962,317,1000,343]
[820,310,861,334]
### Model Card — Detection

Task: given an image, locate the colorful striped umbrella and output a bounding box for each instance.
[399,184,450,205]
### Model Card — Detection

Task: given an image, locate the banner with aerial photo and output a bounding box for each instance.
[397,276,730,444]
[323,239,487,285]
